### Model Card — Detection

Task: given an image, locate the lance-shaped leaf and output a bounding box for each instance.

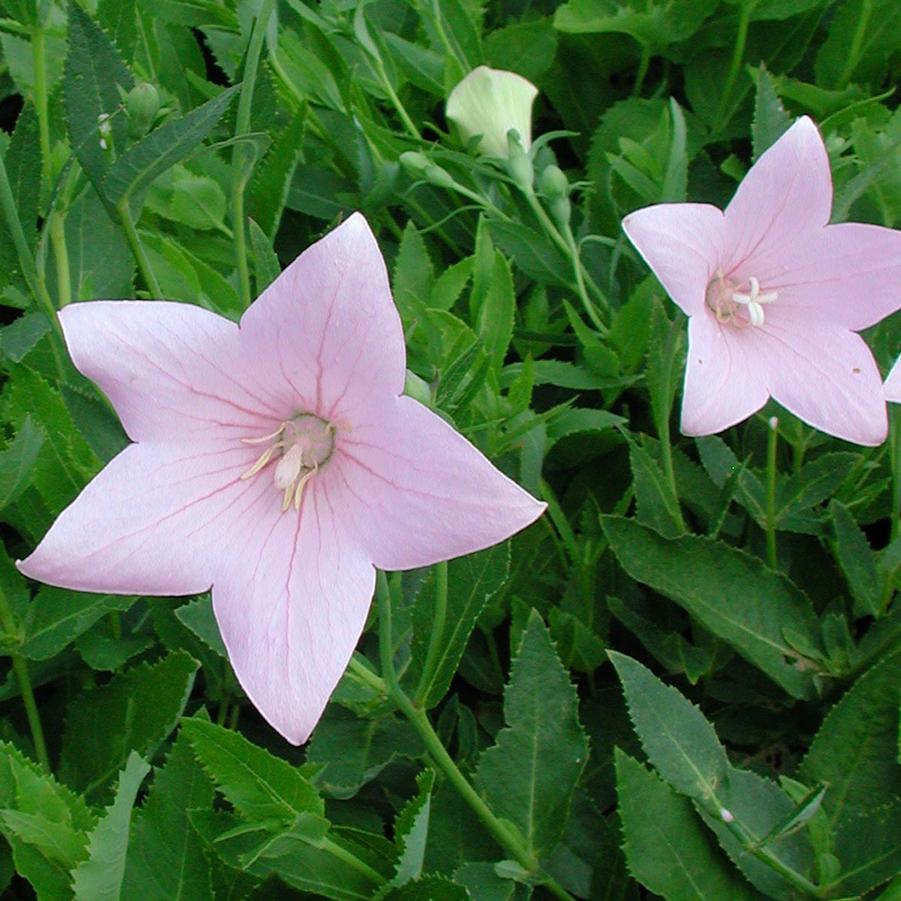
[601,515,823,698]
[71,752,151,901]
[615,750,758,901]
[181,718,323,823]
[64,4,134,201]
[831,500,882,618]
[101,85,239,216]
[0,416,43,511]
[475,611,588,859]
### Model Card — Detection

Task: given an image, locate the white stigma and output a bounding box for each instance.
[731,276,777,327]
[241,414,335,512]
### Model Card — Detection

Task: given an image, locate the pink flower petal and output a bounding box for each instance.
[622,203,726,316]
[748,223,901,331]
[725,117,832,274]
[211,485,374,745]
[331,396,545,570]
[886,357,901,403]
[59,301,280,443]
[238,213,406,422]
[755,318,887,445]
[18,440,266,594]
[681,312,769,436]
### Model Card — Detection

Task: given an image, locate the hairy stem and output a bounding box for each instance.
[117,199,163,298]
[233,0,277,307]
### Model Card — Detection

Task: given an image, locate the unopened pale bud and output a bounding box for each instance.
[506,131,533,190]
[540,165,569,200]
[399,152,456,190]
[446,66,538,159]
[126,83,160,138]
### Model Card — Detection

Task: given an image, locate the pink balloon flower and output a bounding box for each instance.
[18,214,544,744]
[886,358,901,403]
[623,117,901,445]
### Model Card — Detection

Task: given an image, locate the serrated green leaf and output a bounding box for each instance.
[20,587,136,660]
[102,86,239,214]
[831,500,882,618]
[380,875,471,900]
[174,596,227,658]
[752,66,791,161]
[383,770,434,890]
[0,416,43,511]
[71,752,151,901]
[475,612,588,858]
[610,651,728,801]
[799,650,901,896]
[629,442,684,539]
[410,543,509,708]
[61,651,198,800]
[248,218,282,294]
[615,749,758,901]
[601,516,822,697]
[0,313,52,363]
[121,731,215,900]
[247,115,304,238]
[307,707,422,800]
[0,107,40,289]
[64,5,134,200]
[181,718,323,822]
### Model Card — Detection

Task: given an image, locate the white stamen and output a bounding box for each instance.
[731,275,778,327]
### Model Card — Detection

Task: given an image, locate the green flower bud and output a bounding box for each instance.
[399,151,456,191]
[505,130,534,190]
[539,164,569,200]
[126,82,160,138]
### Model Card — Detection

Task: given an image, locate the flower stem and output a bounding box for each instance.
[765,417,779,569]
[0,587,49,771]
[375,572,576,901]
[117,199,163,298]
[414,561,447,706]
[716,1,753,133]
[232,0,277,308]
[319,836,384,884]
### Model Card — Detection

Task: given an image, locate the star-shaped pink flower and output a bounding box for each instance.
[886,357,901,403]
[623,117,901,445]
[18,214,544,744]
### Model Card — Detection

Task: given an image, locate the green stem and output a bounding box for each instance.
[347,655,387,694]
[320,837,384,884]
[48,212,71,307]
[117,199,163,298]
[766,417,779,569]
[375,572,576,901]
[0,588,49,771]
[232,0,277,308]
[836,0,871,89]
[414,562,447,705]
[371,54,419,140]
[716,1,753,132]
[891,406,901,547]
[656,317,686,532]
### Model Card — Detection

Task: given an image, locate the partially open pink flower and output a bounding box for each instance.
[623,117,901,445]
[886,357,901,403]
[18,214,544,744]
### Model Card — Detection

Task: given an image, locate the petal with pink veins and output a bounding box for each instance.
[238,213,407,421]
[756,319,887,445]
[59,301,280,443]
[725,117,832,272]
[752,223,901,331]
[211,485,374,745]
[680,311,769,436]
[17,440,268,594]
[621,203,726,317]
[331,396,546,571]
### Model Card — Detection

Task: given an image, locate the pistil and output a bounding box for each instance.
[241,414,335,511]
[706,271,778,327]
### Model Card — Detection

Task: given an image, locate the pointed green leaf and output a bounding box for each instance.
[615,750,758,901]
[601,515,822,697]
[61,651,198,800]
[71,752,151,901]
[0,416,43,511]
[248,218,282,295]
[475,612,588,858]
[387,770,434,889]
[174,596,227,658]
[752,66,791,161]
[181,718,323,823]
[610,651,727,801]
[831,500,882,618]
[102,86,239,213]
[629,442,684,539]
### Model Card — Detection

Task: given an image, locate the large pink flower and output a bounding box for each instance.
[18,214,544,744]
[623,117,901,445]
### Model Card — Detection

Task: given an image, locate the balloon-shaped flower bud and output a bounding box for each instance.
[446,66,538,158]
[399,151,457,190]
[539,164,571,225]
[126,82,160,139]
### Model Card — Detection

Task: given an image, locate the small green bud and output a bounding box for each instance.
[539,164,569,200]
[505,130,533,190]
[126,82,160,138]
[399,151,456,191]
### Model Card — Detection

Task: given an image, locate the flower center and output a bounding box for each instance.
[706,272,777,327]
[241,413,336,511]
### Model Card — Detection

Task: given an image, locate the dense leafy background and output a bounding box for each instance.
[0,0,899,898]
